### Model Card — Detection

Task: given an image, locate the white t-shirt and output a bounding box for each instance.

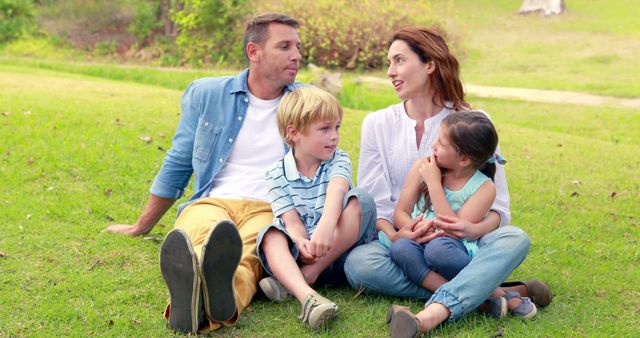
[208,93,285,201]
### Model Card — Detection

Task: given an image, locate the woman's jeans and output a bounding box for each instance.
[344,225,530,321]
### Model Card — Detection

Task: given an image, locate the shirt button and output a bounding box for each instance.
[244,98,249,103]
[237,116,243,121]
[204,122,209,127]
[228,138,233,143]
[218,158,223,163]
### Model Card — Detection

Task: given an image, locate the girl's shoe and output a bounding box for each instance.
[487,296,508,318]
[504,291,538,319]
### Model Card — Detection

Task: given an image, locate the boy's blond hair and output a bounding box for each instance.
[277,87,343,147]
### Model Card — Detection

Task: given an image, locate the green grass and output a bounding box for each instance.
[440,0,640,97]
[1,63,639,336]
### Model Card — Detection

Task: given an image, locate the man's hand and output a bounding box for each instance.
[103,195,175,237]
[103,223,152,236]
[419,156,441,185]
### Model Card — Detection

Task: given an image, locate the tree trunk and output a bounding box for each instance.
[160,0,178,37]
[518,0,565,15]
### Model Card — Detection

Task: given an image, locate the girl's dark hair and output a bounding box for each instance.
[420,110,499,214]
[442,110,499,180]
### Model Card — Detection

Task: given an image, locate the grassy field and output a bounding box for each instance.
[1,61,639,336]
[441,0,640,98]
[1,1,639,335]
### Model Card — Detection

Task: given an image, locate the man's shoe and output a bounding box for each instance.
[160,229,202,333]
[200,220,242,322]
[501,279,552,307]
[259,276,291,302]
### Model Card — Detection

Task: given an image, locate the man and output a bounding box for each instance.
[105,13,304,333]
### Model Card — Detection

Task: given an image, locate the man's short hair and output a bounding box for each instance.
[277,87,343,147]
[244,13,300,59]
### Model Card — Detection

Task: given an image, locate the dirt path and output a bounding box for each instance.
[358,76,640,110]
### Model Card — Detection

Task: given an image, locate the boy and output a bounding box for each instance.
[256,87,375,329]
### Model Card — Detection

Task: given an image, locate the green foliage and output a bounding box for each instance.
[128,1,162,44]
[171,0,248,66]
[0,0,34,43]
[255,0,442,69]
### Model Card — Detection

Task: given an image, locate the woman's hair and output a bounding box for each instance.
[391,27,470,111]
[277,87,343,147]
[420,110,499,214]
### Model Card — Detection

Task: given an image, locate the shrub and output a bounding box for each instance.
[171,0,248,66]
[253,0,443,69]
[0,0,34,44]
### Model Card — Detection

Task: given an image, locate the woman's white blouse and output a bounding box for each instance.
[357,102,511,226]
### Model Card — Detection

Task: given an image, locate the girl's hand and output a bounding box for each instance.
[296,238,317,265]
[415,218,444,244]
[433,214,472,240]
[393,215,431,242]
[419,156,441,185]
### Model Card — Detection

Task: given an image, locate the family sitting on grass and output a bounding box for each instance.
[105,13,552,337]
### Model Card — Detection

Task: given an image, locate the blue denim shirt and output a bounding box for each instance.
[149,69,300,214]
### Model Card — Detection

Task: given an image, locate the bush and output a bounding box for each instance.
[171,0,248,66]
[0,0,34,43]
[253,0,444,69]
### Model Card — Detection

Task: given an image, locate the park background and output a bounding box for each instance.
[1,0,638,336]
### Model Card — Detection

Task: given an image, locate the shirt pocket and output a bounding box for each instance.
[193,117,222,162]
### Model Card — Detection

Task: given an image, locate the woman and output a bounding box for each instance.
[343,27,551,333]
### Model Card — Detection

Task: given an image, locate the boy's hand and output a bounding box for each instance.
[309,225,334,258]
[296,238,317,264]
[419,156,441,185]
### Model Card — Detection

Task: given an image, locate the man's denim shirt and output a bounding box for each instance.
[150,69,301,215]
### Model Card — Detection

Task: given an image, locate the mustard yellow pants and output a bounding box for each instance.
[165,197,273,332]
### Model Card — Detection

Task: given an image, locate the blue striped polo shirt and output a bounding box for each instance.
[265,148,353,235]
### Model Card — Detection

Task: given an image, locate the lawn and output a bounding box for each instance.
[1,61,638,337]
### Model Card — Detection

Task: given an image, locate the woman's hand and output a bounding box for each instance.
[433,214,472,240]
[419,156,441,185]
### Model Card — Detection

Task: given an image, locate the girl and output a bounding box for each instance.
[388,111,535,338]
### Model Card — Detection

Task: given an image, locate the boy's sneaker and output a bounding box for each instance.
[504,291,538,319]
[298,292,338,330]
[160,229,203,333]
[200,220,242,322]
[259,276,291,302]
[487,296,508,318]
